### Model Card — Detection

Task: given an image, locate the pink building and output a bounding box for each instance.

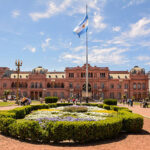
[0,64,149,100]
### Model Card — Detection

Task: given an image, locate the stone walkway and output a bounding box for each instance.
[118,104,150,118]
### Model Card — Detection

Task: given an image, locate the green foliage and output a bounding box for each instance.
[0,117,16,135]
[0,111,16,118]
[118,111,143,133]
[56,103,73,107]
[63,106,88,113]
[98,104,104,108]
[9,120,43,142]
[110,106,132,112]
[103,99,117,105]
[82,103,98,106]
[103,104,110,110]
[45,97,58,103]
[0,103,144,143]
[46,118,122,143]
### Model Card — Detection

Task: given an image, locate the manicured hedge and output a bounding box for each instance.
[0,117,16,135]
[103,99,117,105]
[46,118,122,143]
[118,110,143,133]
[45,97,58,103]
[0,103,144,143]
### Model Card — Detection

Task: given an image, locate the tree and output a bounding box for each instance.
[3,90,11,102]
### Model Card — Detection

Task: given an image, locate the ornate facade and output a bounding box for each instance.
[0,65,149,100]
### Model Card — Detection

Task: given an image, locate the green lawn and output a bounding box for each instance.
[0,101,15,107]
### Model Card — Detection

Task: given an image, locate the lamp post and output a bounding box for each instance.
[15,60,22,105]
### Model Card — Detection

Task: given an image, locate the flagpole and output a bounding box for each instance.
[86,4,88,100]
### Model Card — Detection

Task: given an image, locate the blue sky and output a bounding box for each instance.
[0,0,150,72]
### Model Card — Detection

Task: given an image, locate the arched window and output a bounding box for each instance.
[137,83,141,90]
[40,83,42,88]
[31,82,34,88]
[69,83,73,88]
[47,83,51,88]
[133,83,136,90]
[35,82,38,88]
[61,83,64,88]
[101,83,105,89]
[11,82,15,88]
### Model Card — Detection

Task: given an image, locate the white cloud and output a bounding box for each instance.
[30,0,72,21]
[60,46,128,65]
[41,38,51,51]
[73,46,85,52]
[137,56,150,61]
[12,10,20,18]
[123,0,146,8]
[93,12,106,30]
[125,17,150,38]
[23,46,36,53]
[40,32,45,36]
[106,17,150,47]
[112,26,121,32]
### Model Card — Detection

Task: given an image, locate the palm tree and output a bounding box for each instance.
[3,90,10,102]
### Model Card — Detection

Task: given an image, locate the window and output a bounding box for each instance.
[60,92,64,98]
[117,92,121,99]
[55,75,58,78]
[118,76,120,79]
[88,73,93,78]
[47,92,50,96]
[137,83,141,90]
[26,75,28,78]
[49,75,51,78]
[94,84,97,89]
[101,82,105,89]
[14,75,16,78]
[20,75,22,78]
[3,83,7,88]
[117,84,121,89]
[81,73,85,78]
[100,73,105,78]
[110,84,114,89]
[69,83,73,88]
[53,92,57,97]
[124,84,128,89]
[76,84,80,89]
[110,92,114,98]
[40,83,42,88]
[62,75,64,78]
[125,76,128,79]
[133,83,136,90]
[31,82,34,88]
[69,73,74,78]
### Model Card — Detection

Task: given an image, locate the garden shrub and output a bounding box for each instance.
[0,103,144,143]
[82,103,98,107]
[0,111,16,118]
[46,117,122,143]
[9,119,43,142]
[0,117,16,135]
[118,111,143,133]
[103,99,117,105]
[103,104,110,110]
[45,97,58,103]
[110,106,132,112]
[56,103,73,107]
[98,104,104,108]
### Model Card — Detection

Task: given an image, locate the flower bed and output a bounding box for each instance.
[0,103,144,143]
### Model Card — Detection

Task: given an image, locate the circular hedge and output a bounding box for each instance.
[0,103,143,143]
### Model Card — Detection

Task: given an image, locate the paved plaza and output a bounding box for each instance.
[0,103,150,150]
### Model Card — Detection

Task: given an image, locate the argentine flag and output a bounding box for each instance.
[73,15,88,37]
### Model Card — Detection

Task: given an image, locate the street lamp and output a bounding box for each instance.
[15,60,22,105]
